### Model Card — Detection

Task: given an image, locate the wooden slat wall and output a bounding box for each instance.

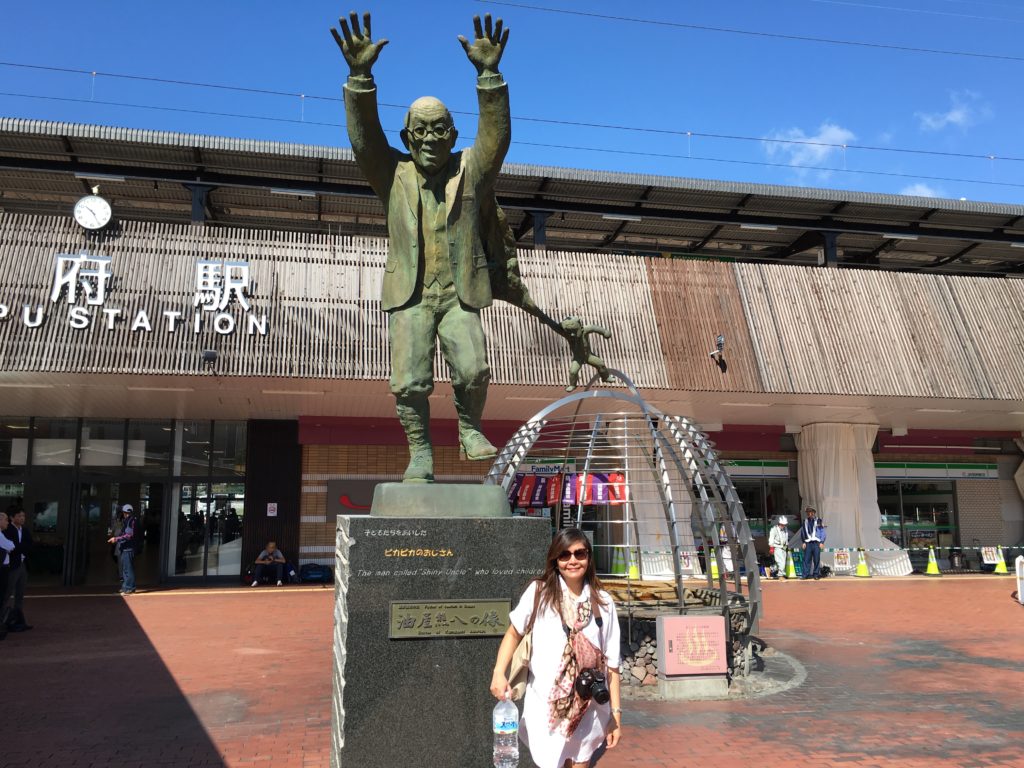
[5,213,1024,400]
[0,214,668,387]
[731,262,1024,399]
[481,249,670,388]
[645,259,763,392]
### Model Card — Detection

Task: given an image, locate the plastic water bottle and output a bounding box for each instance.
[492,693,519,768]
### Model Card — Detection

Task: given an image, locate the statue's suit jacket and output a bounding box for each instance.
[344,73,511,312]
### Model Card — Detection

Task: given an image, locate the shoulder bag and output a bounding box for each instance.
[508,583,542,701]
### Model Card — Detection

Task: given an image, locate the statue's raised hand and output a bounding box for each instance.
[331,11,388,77]
[458,14,509,76]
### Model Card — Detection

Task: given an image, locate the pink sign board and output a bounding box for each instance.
[657,615,728,676]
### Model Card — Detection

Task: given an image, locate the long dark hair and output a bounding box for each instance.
[535,528,607,616]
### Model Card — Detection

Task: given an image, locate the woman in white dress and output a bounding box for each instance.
[490,528,622,768]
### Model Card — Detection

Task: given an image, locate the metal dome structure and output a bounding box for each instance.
[486,370,761,632]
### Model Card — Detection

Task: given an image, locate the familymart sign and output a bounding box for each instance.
[0,251,268,336]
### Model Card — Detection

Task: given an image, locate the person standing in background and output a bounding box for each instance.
[3,508,33,631]
[0,511,14,640]
[108,504,141,595]
[768,516,790,579]
[800,507,823,580]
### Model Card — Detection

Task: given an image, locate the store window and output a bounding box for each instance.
[212,422,247,476]
[0,420,30,473]
[80,419,126,469]
[126,420,174,472]
[28,418,79,466]
[734,480,766,539]
[175,421,212,476]
[0,481,24,510]
[877,480,959,550]
[732,477,801,550]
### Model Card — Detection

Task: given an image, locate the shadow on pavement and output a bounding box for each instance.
[5,595,225,768]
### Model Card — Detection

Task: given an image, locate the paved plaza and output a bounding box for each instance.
[5,576,1022,768]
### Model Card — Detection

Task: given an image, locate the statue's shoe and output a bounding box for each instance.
[403,451,434,483]
[459,430,498,461]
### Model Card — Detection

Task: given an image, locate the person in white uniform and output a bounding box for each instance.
[490,529,622,768]
[768,516,790,579]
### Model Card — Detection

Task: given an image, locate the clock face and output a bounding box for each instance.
[73,195,113,230]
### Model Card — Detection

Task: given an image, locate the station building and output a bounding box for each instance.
[1,117,1022,588]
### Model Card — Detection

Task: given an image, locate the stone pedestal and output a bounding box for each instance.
[331,494,551,768]
[654,613,730,701]
[657,673,729,700]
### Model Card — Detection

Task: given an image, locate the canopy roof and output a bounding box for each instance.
[1,117,1022,275]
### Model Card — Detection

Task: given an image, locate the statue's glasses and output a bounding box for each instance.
[409,124,454,141]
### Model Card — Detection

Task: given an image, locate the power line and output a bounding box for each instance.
[477,1,1024,62]
[2,91,1020,192]
[1,61,1020,164]
[800,0,1024,23]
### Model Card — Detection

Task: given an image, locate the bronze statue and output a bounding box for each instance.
[332,11,611,483]
[561,317,612,391]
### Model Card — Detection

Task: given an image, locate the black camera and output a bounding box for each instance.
[574,668,610,704]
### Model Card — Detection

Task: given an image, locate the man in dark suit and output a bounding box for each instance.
[334,12,511,483]
[3,507,32,631]
[0,510,14,640]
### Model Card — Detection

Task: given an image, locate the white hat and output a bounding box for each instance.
[778,516,787,525]
[122,504,134,513]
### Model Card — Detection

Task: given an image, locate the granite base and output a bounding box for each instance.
[371,482,510,518]
[657,674,729,700]
[331,514,551,768]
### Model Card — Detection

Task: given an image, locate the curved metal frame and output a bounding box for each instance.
[486,370,761,632]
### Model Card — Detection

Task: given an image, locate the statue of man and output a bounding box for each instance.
[332,11,511,483]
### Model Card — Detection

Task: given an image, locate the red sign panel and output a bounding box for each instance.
[657,615,728,676]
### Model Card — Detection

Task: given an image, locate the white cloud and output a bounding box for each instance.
[898,183,943,198]
[763,122,856,178]
[915,91,992,132]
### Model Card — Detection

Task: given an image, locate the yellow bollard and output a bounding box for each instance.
[854,548,871,578]
[994,546,1009,575]
[708,550,720,580]
[925,546,942,576]
[785,549,798,579]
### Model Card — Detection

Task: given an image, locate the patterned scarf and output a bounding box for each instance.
[547,588,605,738]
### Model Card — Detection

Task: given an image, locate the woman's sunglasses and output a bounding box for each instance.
[557,548,590,563]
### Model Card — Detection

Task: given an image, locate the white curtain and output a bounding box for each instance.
[795,423,912,576]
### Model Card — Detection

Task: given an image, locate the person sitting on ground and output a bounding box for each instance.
[252,542,287,587]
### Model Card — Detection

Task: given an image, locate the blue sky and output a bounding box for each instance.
[1,0,1021,204]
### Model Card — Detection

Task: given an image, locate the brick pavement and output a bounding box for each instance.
[4,577,1022,768]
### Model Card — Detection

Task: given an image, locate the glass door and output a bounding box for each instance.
[71,481,166,589]
[167,481,244,580]
[22,471,75,588]
[73,481,121,588]
[205,482,245,576]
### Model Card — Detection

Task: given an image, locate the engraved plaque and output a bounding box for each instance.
[657,615,728,676]
[389,599,511,639]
